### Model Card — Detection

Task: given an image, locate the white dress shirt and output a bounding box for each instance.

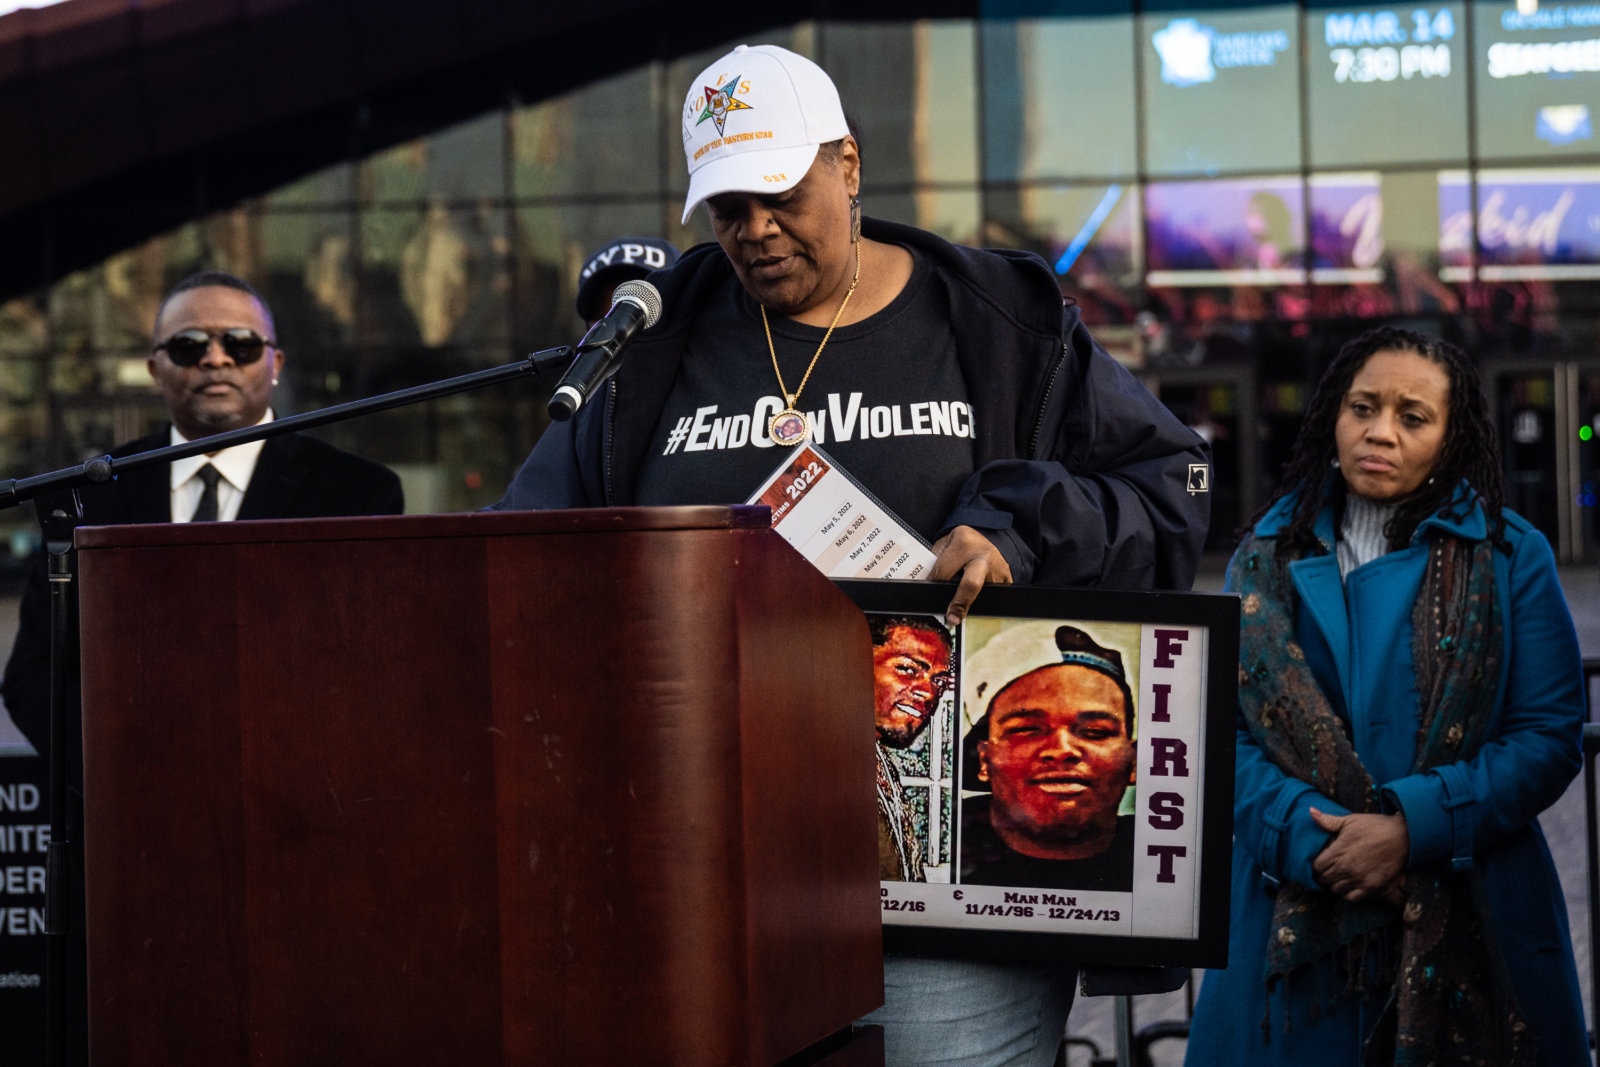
[168,410,273,523]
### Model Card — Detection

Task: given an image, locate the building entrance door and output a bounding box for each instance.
[1484,358,1600,563]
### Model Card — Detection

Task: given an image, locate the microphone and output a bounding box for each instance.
[548,279,663,421]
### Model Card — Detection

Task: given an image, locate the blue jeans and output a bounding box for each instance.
[861,954,1078,1067]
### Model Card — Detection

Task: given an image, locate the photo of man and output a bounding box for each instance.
[871,614,954,882]
[958,621,1138,892]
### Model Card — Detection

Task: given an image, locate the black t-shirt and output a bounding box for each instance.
[958,798,1137,893]
[634,246,976,542]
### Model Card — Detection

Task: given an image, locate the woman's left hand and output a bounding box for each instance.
[1308,807,1409,903]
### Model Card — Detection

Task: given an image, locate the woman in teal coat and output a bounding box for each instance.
[1187,327,1586,1065]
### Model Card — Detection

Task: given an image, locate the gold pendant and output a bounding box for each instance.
[768,408,810,447]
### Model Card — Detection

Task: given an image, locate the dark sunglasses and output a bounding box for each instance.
[154,327,274,367]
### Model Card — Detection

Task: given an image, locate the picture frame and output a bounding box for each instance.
[838,579,1238,970]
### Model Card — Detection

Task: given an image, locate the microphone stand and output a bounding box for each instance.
[35,488,81,1067]
[4,343,576,1067]
[0,344,577,510]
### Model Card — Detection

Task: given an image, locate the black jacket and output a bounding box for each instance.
[493,217,1210,591]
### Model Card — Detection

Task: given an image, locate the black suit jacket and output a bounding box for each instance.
[2,427,404,751]
[82,427,404,525]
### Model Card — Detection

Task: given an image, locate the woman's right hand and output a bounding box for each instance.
[930,525,1012,628]
[1309,807,1409,904]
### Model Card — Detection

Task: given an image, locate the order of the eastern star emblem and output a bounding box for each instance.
[695,76,753,136]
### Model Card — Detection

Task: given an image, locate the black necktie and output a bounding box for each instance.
[191,464,221,523]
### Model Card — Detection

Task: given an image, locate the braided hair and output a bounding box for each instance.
[1254,326,1508,556]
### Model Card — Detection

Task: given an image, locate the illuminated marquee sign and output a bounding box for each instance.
[1307,5,1468,166]
[1438,167,1600,280]
[1152,17,1291,86]
[1322,8,1456,83]
[1141,5,1301,175]
[1476,2,1600,157]
[1488,4,1600,78]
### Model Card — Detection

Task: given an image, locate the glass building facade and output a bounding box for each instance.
[2,2,1599,580]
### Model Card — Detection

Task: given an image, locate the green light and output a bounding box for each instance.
[1583,426,1595,441]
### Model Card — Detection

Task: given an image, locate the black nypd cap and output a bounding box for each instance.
[575,237,680,321]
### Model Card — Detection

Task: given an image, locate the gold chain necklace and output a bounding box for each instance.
[761,237,861,447]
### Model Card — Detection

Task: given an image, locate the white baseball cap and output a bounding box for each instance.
[680,44,850,224]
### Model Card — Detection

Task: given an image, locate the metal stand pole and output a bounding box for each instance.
[1114,995,1134,1067]
[1583,721,1599,1063]
[39,491,83,1067]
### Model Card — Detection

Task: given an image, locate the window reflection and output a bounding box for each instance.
[1307,170,1462,321]
[1146,176,1306,286]
[261,211,359,349]
[823,21,979,189]
[981,12,1137,182]
[987,182,1141,330]
[361,202,509,348]
[513,66,660,200]
[367,114,506,205]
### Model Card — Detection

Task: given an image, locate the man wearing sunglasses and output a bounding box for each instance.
[140,270,404,526]
[3,269,404,752]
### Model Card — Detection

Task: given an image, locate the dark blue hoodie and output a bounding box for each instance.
[494,216,1210,592]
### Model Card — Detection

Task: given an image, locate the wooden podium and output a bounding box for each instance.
[74,507,883,1065]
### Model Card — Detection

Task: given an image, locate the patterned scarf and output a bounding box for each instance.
[1232,528,1531,1065]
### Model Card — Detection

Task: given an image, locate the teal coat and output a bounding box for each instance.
[1187,493,1586,1065]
